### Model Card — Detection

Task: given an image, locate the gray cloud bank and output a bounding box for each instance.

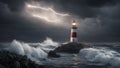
[0,0,120,42]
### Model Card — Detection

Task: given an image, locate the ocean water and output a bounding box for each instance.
[0,38,60,65]
[0,39,120,68]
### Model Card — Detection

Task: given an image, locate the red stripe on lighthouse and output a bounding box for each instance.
[71,32,77,37]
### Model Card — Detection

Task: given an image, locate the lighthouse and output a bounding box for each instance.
[70,20,78,42]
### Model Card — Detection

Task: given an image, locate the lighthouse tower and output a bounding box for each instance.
[70,20,78,42]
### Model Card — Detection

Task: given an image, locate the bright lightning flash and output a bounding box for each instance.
[25,3,69,23]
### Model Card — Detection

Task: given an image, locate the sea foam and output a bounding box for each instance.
[79,48,120,68]
[0,38,59,64]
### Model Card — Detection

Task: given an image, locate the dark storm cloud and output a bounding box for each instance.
[39,0,120,18]
[0,1,46,42]
[40,0,120,42]
[0,1,69,42]
[0,0,26,12]
[0,0,120,42]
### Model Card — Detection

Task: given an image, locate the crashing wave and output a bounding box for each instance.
[0,37,59,64]
[79,48,120,68]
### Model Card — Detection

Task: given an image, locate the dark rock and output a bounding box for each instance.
[13,60,20,68]
[54,42,90,53]
[38,65,45,68]
[79,63,108,68]
[48,51,60,58]
[0,64,5,68]
[20,56,29,68]
[0,51,45,68]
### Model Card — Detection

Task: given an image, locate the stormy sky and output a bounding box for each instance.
[0,0,120,42]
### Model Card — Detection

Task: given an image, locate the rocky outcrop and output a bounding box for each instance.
[54,42,90,53]
[48,51,60,58]
[0,51,45,68]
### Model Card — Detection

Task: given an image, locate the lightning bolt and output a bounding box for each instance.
[25,3,69,23]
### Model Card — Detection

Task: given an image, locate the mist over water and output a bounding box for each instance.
[0,37,60,64]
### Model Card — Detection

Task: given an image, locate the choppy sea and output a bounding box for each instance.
[0,39,120,68]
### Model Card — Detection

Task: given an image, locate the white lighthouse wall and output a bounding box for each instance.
[70,37,78,42]
[70,29,78,42]
[71,29,77,32]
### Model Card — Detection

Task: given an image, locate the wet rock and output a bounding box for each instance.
[13,60,20,68]
[0,64,5,68]
[20,56,29,68]
[48,51,60,58]
[54,42,90,53]
[35,64,45,68]
[79,64,108,68]
[0,51,45,68]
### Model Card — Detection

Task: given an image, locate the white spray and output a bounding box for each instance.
[0,37,60,64]
[79,48,120,68]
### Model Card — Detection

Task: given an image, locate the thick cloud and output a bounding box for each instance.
[0,0,26,12]
[0,0,120,42]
